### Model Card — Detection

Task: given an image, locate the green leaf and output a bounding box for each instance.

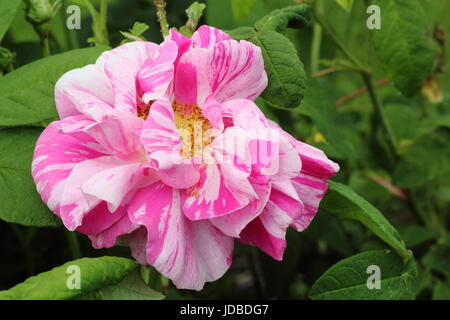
[393,128,450,188]
[321,181,410,260]
[231,0,257,22]
[179,2,206,37]
[0,46,108,127]
[0,256,137,300]
[433,281,450,300]
[335,0,354,12]
[298,78,359,160]
[254,4,311,33]
[76,270,164,300]
[371,0,435,97]
[423,241,450,279]
[0,127,61,227]
[227,27,307,109]
[0,0,22,41]
[309,250,418,300]
[398,225,440,248]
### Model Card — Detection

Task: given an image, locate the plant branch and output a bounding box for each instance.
[336,78,390,106]
[154,0,169,37]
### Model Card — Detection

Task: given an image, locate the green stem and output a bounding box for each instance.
[41,34,50,57]
[310,22,322,74]
[65,230,82,259]
[312,5,366,71]
[154,0,169,37]
[361,72,398,158]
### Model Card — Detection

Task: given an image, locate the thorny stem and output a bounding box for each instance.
[154,0,169,37]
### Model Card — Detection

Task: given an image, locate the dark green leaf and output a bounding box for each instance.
[309,250,418,300]
[321,181,410,260]
[0,46,108,127]
[371,0,435,97]
[254,4,311,32]
[227,27,306,109]
[398,225,440,248]
[0,127,60,227]
[433,281,450,300]
[0,257,137,300]
[393,128,450,188]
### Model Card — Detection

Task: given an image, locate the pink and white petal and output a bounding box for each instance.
[137,40,177,104]
[76,202,126,235]
[82,162,144,212]
[208,40,267,102]
[97,41,161,113]
[59,156,130,230]
[192,25,232,49]
[32,117,107,217]
[89,213,139,249]
[128,183,234,290]
[210,181,271,238]
[174,47,211,106]
[221,99,270,129]
[275,127,339,178]
[158,164,200,189]
[182,164,249,220]
[55,64,114,121]
[166,29,192,67]
[140,98,183,169]
[291,172,329,231]
[83,112,143,160]
[238,199,293,261]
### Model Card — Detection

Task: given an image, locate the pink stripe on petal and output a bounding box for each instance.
[291,172,329,231]
[128,183,233,290]
[140,98,183,170]
[208,40,267,103]
[32,117,108,218]
[192,25,232,49]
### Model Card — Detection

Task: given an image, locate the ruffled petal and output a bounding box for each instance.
[128,182,234,290]
[192,25,232,49]
[59,156,140,230]
[210,181,270,238]
[55,64,114,121]
[97,41,167,113]
[89,213,139,249]
[140,98,183,170]
[32,116,108,218]
[207,40,267,102]
[137,40,178,104]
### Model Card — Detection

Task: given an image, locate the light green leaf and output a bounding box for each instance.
[0,46,108,127]
[309,250,418,300]
[0,127,61,227]
[0,257,137,300]
[0,0,22,41]
[321,181,410,260]
[335,0,354,12]
[393,128,450,188]
[371,0,435,97]
[231,0,257,22]
[180,2,206,37]
[76,270,164,300]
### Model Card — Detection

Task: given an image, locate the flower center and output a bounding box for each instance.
[137,101,152,120]
[173,102,213,159]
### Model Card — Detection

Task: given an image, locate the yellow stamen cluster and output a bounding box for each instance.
[173,102,213,159]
